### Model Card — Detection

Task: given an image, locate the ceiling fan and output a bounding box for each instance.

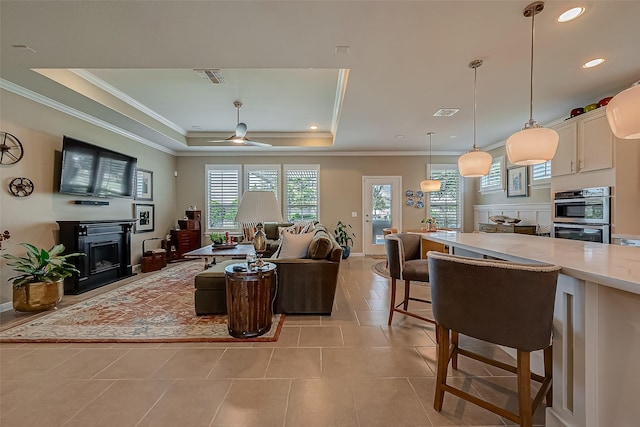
[208,100,271,147]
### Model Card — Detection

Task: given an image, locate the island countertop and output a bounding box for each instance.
[419,232,640,295]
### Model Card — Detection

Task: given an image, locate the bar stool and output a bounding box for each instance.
[427,251,560,427]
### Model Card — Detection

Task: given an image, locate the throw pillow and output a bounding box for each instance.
[300,221,316,234]
[276,231,314,259]
[278,225,297,237]
[241,222,258,242]
[308,233,333,260]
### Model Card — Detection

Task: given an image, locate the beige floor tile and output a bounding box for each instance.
[266,347,321,378]
[283,314,322,325]
[0,347,34,363]
[351,377,430,426]
[137,379,232,427]
[321,347,381,379]
[298,325,344,347]
[152,348,225,378]
[417,347,494,378]
[212,379,290,427]
[93,348,177,379]
[366,298,390,310]
[251,325,301,347]
[64,379,173,427]
[286,378,358,426]
[320,307,359,324]
[368,347,435,377]
[384,325,436,347]
[1,348,80,380]
[341,324,388,347]
[353,309,391,326]
[42,348,131,380]
[208,347,273,379]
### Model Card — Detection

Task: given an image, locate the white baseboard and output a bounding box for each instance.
[0,301,13,313]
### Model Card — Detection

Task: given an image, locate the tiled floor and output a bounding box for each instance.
[0,256,546,426]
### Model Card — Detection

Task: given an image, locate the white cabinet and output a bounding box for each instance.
[551,108,613,177]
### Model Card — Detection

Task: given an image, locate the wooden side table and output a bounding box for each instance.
[224,262,277,338]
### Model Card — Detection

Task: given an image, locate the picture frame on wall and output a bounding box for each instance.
[507,166,529,198]
[135,169,153,201]
[134,204,154,233]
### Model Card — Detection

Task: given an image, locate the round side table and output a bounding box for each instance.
[224,262,277,338]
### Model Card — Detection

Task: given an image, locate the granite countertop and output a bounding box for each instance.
[420,232,640,295]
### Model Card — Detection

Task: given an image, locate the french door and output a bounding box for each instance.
[362,176,402,255]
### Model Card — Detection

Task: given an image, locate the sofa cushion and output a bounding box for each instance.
[276,231,314,259]
[308,232,333,260]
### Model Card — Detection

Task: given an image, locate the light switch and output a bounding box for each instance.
[351,211,357,217]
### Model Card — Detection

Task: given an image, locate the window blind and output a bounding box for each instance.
[532,161,552,181]
[206,166,241,229]
[285,167,319,221]
[429,168,463,229]
[480,157,503,191]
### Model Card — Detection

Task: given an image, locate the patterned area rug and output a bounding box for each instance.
[0,262,284,343]
[373,261,390,279]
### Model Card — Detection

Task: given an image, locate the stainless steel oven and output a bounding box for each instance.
[552,186,611,244]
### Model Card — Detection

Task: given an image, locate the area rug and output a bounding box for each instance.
[0,261,284,343]
[373,261,390,279]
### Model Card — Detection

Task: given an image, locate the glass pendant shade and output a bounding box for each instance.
[420,179,441,192]
[606,82,640,140]
[506,126,559,165]
[458,149,493,177]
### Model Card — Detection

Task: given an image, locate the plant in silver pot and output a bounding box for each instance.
[2,243,83,312]
[334,221,355,259]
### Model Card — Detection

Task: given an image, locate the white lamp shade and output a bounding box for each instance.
[506,127,559,166]
[457,150,492,177]
[420,179,442,192]
[606,83,640,140]
[235,191,284,223]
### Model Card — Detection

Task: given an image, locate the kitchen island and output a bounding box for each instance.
[420,232,640,427]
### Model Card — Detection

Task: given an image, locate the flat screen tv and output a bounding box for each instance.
[59,136,137,198]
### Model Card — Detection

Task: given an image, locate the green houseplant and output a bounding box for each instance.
[421,216,438,231]
[2,243,83,312]
[209,232,226,245]
[334,221,355,259]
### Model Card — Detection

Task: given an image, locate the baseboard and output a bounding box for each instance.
[0,301,13,313]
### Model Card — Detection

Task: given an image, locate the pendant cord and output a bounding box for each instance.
[529,8,535,123]
[473,64,478,150]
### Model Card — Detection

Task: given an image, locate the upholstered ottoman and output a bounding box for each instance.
[194,259,238,315]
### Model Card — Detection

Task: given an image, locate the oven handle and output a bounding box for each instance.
[553,197,608,205]
[553,223,607,229]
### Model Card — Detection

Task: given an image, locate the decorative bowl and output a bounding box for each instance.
[584,103,599,112]
[570,107,584,118]
[598,96,613,107]
[489,215,521,224]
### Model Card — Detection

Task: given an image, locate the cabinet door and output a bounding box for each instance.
[579,112,613,173]
[552,121,577,176]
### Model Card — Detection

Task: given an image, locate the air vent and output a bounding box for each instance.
[433,108,460,117]
[193,69,225,84]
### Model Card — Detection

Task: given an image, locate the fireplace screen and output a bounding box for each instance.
[89,241,120,274]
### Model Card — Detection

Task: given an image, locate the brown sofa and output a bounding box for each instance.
[194,223,342,315]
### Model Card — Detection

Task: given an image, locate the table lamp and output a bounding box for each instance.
[235,191,284,252]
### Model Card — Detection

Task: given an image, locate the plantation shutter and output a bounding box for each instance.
[532,161,552,181]
[245,166,280,201]
[480,157,503,191]
[429,167,463,229]
[206,165,241,229]
[284,166,319,221]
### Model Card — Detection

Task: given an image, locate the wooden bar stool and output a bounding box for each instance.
[427,251,560,427]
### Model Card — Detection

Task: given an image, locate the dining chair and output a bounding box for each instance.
[427,251,561,427]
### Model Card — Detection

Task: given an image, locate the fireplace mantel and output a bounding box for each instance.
[57,219,135,294]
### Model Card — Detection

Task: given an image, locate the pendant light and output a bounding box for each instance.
[606,80,640,139]
[506,1,559,165]
[421,132,442,192]
[458,59,492,177]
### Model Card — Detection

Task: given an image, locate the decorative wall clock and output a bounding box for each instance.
[0,131,24,165]
[9,177,34,197]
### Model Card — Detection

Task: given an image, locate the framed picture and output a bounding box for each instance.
[507,166,529,198]
[135,169,153,201]
[134,204,155,233]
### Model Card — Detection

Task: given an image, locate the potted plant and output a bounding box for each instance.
[209,232,226,246]
[2,243,83,312]
[421,216,438,232]
[334,221,355,259]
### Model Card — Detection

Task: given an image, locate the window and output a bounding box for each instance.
[245,165,280,201]
[480,155,504,193]
[428,165,464,229]
[205,165,241,230]
[284,165,319,222]
[531,161,551,185]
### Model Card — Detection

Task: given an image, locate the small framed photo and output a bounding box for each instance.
[507,166,529,198]
[134,204,154,233]
[135,169,153,201]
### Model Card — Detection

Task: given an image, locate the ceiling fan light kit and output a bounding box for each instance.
[420,132,442,192]
[506,1,559,166]
[458,59,492,177]
[606,80,640,140]
[210,101,271,147]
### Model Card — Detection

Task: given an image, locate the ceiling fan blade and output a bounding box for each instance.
[235,122,248,138]
[244,139,272,147]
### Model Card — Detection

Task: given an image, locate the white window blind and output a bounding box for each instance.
[429,166,463,229]
[532,161,551,181]
[206,165,241,229]
[480,156,503,192]
[245,165,280,201]
[284,165,319,222]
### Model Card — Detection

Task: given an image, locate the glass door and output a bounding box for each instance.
[362,177,401,255]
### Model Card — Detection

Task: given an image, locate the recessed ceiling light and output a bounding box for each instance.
[558,7,585,23]
[335,46,350,54]
[433,108,459,117]
[583,58,605,69]
[192,125,201,129]
[309,125,319,130]
[396,135,405,139]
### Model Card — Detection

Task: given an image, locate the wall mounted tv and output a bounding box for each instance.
[59,135,137,198]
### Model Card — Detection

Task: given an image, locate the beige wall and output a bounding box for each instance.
[175,154,477,253]
[0,90,176,304]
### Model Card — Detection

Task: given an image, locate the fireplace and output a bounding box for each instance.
[57,220,135,294]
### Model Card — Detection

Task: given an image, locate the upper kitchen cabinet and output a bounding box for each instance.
[551,108,613,177]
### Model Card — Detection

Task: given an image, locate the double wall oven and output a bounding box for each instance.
[552,186,611,244]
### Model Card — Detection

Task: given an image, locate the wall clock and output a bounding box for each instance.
[9,177,34,197]
[0,131,24,165]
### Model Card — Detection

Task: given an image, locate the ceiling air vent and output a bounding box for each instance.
[194,69,225,84]
[433,108,460,117]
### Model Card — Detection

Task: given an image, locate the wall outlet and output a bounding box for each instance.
[351,211,357,217]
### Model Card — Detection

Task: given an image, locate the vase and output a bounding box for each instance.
[341,246,351,259]
[13,280,64,312]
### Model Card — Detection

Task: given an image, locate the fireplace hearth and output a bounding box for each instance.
[57,220,135,294]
